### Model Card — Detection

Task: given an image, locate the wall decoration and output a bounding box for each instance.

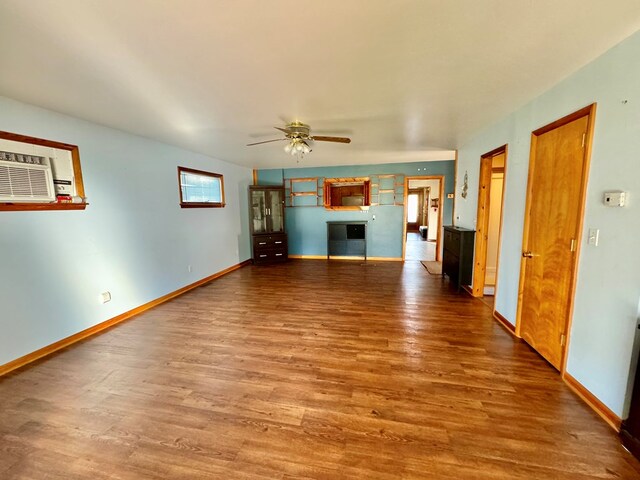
[461,171,469,199]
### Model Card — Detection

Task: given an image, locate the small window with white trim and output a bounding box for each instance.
[178,166,225,208]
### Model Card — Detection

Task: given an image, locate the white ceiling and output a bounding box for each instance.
[1,1,640,169]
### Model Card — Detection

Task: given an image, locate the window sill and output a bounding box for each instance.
[0,203,88,212]
[180,203,225,209]
[324,206,370,211]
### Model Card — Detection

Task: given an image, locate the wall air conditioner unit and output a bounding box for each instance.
[0,157,56,203]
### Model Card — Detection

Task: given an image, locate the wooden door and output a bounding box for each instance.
[472,155,494,297]
[518,106,595,369]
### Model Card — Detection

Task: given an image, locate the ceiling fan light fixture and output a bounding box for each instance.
[250,121,349,162]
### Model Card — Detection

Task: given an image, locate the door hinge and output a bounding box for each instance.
[581,133,586,148]
[560,334,567,347]
[570,239,577,252]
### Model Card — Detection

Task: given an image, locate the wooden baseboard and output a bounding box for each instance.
[563,372,622,431]
[289,255,402,262]
[493,310,518,337]
[0,259,252,377]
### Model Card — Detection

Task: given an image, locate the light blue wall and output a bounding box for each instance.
[456,30,640,418]
[257,161,455,258]
[0,95,253,366]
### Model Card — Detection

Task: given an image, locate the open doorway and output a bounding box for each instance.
[472,146,507,305]
[404,176,444,262]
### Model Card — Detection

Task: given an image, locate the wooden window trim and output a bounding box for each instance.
[323,177,371,210]
[178,166,225,208]
[0,130,87,212]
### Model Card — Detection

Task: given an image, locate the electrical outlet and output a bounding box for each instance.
[99,291,111,304]
[588,228,599,246]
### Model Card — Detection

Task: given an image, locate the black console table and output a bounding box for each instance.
[327,221,367,260]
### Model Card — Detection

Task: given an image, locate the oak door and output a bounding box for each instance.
[518,109,593,369]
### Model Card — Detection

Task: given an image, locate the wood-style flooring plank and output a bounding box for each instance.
[0,260,638,479]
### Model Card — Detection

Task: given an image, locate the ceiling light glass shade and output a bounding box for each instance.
[283,138,311,161]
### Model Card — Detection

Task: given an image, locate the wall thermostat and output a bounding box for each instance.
[603,191,627,207]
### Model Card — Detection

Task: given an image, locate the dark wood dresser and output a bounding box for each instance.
[621,356,640,459]
[252,233,287,264]
[442,226,475,291]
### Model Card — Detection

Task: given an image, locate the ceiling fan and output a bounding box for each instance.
[246,121,351,159]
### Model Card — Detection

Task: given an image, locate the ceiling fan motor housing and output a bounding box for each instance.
[286,122,311,139]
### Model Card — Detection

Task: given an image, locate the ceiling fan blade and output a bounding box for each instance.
[274,126,291,134]
[246,138,286,146]
[311,136,351,144]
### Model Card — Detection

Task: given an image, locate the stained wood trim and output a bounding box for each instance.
[563,372,621,431]
[324,206,368,211]
[252,169,257,185]
[0,130,87,211]
[290,177,318,183]
[402,176,408,260]
[493,310,518,337]
[472,145,508,298]
[291,192,317,197]
[480,144,508,159]
[178,166,225,208]
[560,104,597,374]
[437,177,444,262]
[532,104,595,136]
[0,259,251,377]
[324,177,370,183]
[491,146,509,312]
[403,175,445,262]
[0,203,88,211]
[453,149,458,226]
[471,156,493,297]
[323,177,371,209]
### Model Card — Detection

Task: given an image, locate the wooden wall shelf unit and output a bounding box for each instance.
[0,130,87,212]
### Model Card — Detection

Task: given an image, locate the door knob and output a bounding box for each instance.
[522,251,534,258]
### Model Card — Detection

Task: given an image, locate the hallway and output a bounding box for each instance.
[405,231,437,261]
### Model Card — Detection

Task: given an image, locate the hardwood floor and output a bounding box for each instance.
[1,260,638,479]
[405,232,436,261]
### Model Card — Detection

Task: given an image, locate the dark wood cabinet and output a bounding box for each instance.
[621,357,640,459]
[442,226,475,291]
[327,221,367,260]
[249,186,287,264]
